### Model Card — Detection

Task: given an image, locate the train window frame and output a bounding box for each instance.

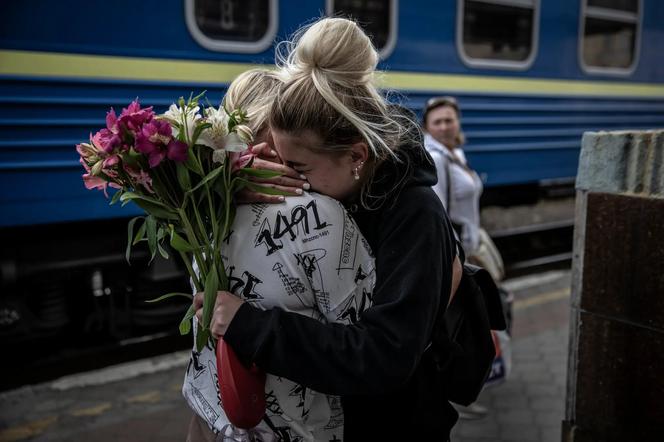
[456,0,540,70]
[185,0,278,53]
[578,0,642,76]
[325,0,398,59]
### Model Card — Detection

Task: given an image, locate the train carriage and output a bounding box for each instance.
[1,0,662,386]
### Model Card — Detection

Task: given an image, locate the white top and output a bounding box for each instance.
[424,133,483,254]
[182,192,376,441]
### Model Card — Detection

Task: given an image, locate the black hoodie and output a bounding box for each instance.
[224,117,458,440]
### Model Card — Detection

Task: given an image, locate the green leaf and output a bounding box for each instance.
[157,242,169,259]
[184,149,204,176]
[196,323,210,352]
[145,292,193,303]
[201,269,219,330]
[133,199,180,220]
[170,227,198,252]
[176,162,192,190]
[179,304,196,335]
[125,216,143,264]
[120,192,179,220]
[187,165,224,195]
[238,168,282,179]
[133,219,147,246]
[146,215,157,261]
[110,188,123,205]
[245,181,292,196]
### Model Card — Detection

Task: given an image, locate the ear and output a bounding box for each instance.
[349,141,369,167]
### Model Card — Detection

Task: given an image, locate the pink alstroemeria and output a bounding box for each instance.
[136,119,187,167]
[167,139,188,162]
[94,109,122,153]
[80,157,121,197]
[124,165,154,193]
[102,155,120,168]
[118,100,155,135]
[229,149,255,173]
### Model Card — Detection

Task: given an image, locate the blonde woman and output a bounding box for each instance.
[183,68,376,441]
[197,18,460,440]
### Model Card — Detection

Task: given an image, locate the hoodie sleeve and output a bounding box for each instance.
[223,186,456,396]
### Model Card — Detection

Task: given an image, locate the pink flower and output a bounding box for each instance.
[135,119,188,167]
[230,149,255,173]
[82,172,121,198]
[124,165,154,193]
[167,139,188,162]
[92,109,122,153]
[102,155,120,168]
[118,100,154,135]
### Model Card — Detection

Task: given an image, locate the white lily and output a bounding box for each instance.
[224,132,248,153]
[163,103,201,143]
[198,106,229,150]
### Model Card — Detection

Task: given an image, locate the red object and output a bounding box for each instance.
[216,338,266,429]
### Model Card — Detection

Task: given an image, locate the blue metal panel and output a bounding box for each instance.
[0,77,231,226]
[1,1,664,227]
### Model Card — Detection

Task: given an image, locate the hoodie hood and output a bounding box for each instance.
[362,107,438,207]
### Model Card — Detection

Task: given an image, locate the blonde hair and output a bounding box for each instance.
[270,18,417,208]
[223,68,281,135]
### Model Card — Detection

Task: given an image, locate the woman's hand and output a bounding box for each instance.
[194,291,245,340]
[236,142,310,203]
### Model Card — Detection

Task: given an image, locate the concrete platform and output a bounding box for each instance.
[0,269,571,442]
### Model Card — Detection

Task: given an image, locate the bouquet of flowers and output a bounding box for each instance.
[76,93,278,351]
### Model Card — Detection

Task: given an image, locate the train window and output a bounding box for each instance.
[457,0,540,70]
[580,0,641,74]
[326,0,398,58]
[185,0,277,53]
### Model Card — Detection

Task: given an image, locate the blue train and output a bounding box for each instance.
[0,0,662,380]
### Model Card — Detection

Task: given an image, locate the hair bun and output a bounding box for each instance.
[292,18,378,85]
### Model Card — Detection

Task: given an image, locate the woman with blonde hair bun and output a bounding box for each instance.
[184,67,375,441]
[198,18,461,440]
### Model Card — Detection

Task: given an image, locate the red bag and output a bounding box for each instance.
[216,338,266,429]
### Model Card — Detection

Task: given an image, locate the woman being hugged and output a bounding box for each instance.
[201,18,459,440]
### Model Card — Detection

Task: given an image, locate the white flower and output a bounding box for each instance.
[224,132,248,153]
[212,149,227,164]
[198,106,229,150]
[163,103,201,142]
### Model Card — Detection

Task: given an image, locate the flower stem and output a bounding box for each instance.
[179,209,208,277]
[179,250,202,292]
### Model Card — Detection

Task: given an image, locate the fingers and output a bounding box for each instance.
[236,182,309,204]
[251,157,304,181]
[209,291,245,339]
[252,174,311,190]
[193,291,244,339]
[250,142,278,160]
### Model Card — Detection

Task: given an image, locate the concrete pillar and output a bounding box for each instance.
[563,130,664,441]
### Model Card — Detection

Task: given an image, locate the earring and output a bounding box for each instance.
[353,161,364,181]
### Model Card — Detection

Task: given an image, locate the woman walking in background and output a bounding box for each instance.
[423,96,512,419]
